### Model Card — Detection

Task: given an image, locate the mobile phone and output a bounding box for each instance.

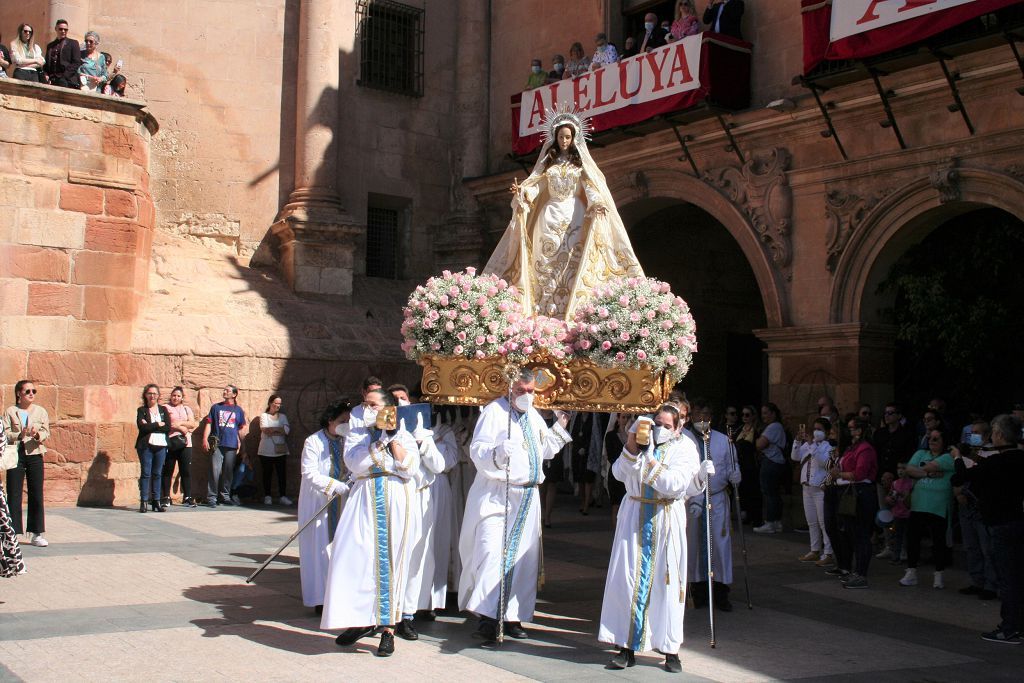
[115,59,123,70]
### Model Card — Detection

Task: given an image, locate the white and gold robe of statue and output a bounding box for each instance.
[458,397,571,622]
[404,427,459,613]
[598,435,705,654]
[320,427,420,629]
[686,428,739,585]
[297,429,350,608]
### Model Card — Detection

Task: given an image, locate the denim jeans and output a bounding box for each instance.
[207,447,238,503]
[759,458,787,523]
[137,445,167,502]
[960,504,997,591]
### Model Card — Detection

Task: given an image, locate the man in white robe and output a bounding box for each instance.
[686,400,741,612]
[447,410,476,586]
[346,375,383,431]
[321,390,420,657]
[458,371,570,642]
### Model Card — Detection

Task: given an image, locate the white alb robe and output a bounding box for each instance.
[458,398,570,622]
[320,427,420,629]
[598,436,705,654]
[447,415,476,585]
[297,430,350,608]
[685,429,739,585]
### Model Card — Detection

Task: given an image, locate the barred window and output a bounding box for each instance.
[366,205,401,279]
[356,0,425,98]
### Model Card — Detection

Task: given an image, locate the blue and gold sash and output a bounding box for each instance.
[628,443,667,651]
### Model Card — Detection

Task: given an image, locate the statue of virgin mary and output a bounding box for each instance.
[483,108,644,321]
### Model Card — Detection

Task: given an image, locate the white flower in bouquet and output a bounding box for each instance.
[573,276,697,381]
[401,267,522,360]
[497,314,576,365]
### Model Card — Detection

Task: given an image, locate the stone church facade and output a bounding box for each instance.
[2,1,1022,505]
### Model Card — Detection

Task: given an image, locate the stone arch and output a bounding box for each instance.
[605,167,787,327]
[830,167,1024,324]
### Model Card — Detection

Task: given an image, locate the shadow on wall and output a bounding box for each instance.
[78,452,114,507]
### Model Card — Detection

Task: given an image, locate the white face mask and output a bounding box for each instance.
[653,425,672,445]
[513,392,534,413]
[337,422,351,438]
[554,63,564,73]
[693,420,710,434]
[645,22,655,31]
[813,429,826,443]
[531,65,541,74]
[363,407,378,424]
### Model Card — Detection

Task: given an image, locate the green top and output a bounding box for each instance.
[908,449,954,518]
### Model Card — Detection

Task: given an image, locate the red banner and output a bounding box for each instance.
[511,33,751,156]
[802,0,1020,74]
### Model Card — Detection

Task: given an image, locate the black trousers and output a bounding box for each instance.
[906,511,951,571]
[161,446,192,500]
[259,455,287,498]
[824,484,877,576]
[991,520,1024,635]
[6,444,45,535]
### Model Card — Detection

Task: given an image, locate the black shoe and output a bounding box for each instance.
[504,621,528,639]
[607,647,636,669]
[979,589,998,601]
[139,501,147,513]
[664,653,682,673]
[314,605,323,615]
[981,628,1020,644]
[395,618,419,641]
[472,618,498,642]
[417,609,436,622]
[959,585,983,596]
[824,567,849,578]
[219,498,234,506]
[335,626,375,646]
[151,500,165,512]
[715,598,733,612]
[377,630,395,657]
[205,500,218,508]
[162,498,172,507]
[184,497,197,508]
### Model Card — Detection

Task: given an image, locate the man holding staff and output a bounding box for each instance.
[458,369,571,643]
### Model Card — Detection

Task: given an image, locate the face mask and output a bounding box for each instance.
[363,407,378,424]
[813,430,826,443]
[968,433,983,447]
[652,425,672,445]
[513,392,534,413]
[645,22,655,31]
[554,63,564,73]
[693,420,709,434]
[338,423,351,438]
[531,65,541,74]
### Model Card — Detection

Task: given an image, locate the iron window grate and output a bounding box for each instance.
[356,0,425,98]
[366,205,400,279]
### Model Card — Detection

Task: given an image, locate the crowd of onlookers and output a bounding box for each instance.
[0,18,126,96]
[525,0,745,88]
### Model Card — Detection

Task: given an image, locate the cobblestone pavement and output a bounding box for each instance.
[0,498,1019,682]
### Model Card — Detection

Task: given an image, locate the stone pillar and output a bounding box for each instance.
[271,0,362,296]
[435,0,489,270]
[49,0,90,39]
[754,323,897,424]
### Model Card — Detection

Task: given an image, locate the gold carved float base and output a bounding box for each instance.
[418,354,671,414]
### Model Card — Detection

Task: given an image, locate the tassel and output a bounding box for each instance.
[665,566,670,585]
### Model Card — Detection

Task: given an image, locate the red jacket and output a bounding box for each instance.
[840,441,877,483]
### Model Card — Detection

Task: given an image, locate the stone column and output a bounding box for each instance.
[49,0,90,37]
[435,0,489,271]
[271,0,362,296]
[754,323,897,424]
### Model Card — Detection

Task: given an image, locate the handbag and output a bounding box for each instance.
[838,485,857,516]
[273,440,289,456]
[168,433,187,450]
[2,442,19,470]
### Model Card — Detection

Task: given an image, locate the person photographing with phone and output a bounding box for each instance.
[598,402,712,673]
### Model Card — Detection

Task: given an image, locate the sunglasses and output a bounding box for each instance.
[22,389,37,395]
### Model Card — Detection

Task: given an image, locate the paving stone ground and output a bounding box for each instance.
[0,497,1019,682]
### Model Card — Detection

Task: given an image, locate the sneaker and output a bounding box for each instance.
[753,522,778,534]
[981,629,1020,645]
[875,547,894,560]
[933,571,945,589]
[205,500,218,508]
[230,494,242,506]
[899,568,918,586]
[824,567,849,578]
[774,521,784,532]
[815,554,835,567]
[843,575,868,589]
[17,565,28,575]
[376,630,395,657]
[263,496,273,505]
[30,534,48,547]
[185,497,198,508]
[279,496,293,506]
[798,551,820,562]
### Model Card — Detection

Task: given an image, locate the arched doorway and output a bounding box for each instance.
[623,200,768,407]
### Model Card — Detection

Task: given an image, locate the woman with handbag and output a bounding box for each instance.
[823,416,879,589]
[136,384,171,512]
[258,394,292,506]
[161,386,198,508]
[4,380,50,547]
[0,473,26,576]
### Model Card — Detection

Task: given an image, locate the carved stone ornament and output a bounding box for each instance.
[823,188,892,272]
[929,162,961,204]
[703,148,793,276]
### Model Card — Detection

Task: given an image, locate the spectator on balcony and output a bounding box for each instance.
[590,33,618,69]
[670,0,702,41]
[9,24,45,82]
[0,34,10,77]
[43,18,81,88]
[547,54,565,84]
[621,36,637,60]
[525,58,545,89]
[634,12,667,55]
[77,31,108,92]
[703,0,745,40]
[564,42,589,78]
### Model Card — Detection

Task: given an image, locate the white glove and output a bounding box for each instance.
[728,468,741,485]
[493,441,521,469]
[412,412,433,443]
[629,415,654,434]
[701,460,716,477]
